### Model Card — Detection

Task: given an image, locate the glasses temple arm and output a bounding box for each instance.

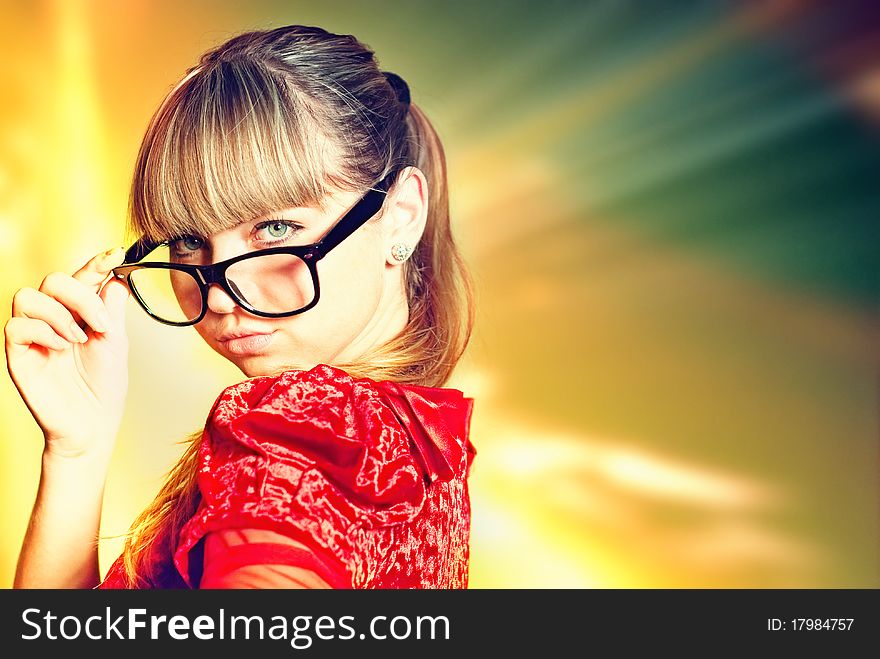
[123,240,161,264]
[315,172,397,257]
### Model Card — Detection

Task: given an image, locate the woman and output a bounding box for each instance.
[5,25,475,589]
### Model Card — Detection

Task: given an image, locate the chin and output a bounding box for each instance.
[230,354,280,378]
[228,351,317,379]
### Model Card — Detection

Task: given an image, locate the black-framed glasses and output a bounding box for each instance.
[112,172,395,326]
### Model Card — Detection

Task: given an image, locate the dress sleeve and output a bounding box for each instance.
[199,528,342,589]
[173,367,429,588]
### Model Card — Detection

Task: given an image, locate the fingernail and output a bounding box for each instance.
[102,247,126,267]
[69,321,88,343]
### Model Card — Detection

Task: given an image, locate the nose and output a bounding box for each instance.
[205,283,239,315]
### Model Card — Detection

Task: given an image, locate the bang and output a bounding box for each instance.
[128,59,342,243]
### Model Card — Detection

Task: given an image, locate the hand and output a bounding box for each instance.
[5,247,130,460]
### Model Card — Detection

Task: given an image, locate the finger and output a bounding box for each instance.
[12,287,90,343]
[72,247,127,290]
[98,278,130,330]
[36,272,111,335]
[5,316,70,352]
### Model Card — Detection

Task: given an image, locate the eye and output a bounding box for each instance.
[169,235,204,255]
[181,236,204,250]
[265,222,289,238]
[253,219,302,243]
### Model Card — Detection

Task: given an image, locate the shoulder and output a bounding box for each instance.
[200,364,422,491]
[207,363,392,441]
[203,363,475,487]
[173,363,475,586]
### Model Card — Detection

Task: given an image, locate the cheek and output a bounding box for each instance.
[171,274,202,317]
[317,233,385,316]
[193,320,214,346]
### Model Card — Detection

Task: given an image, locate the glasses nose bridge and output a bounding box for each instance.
[198,260,248,311]
[197,262,225,287]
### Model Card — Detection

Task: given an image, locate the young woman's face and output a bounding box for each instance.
[172,187,408,377]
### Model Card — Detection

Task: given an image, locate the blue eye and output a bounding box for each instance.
[182,236,203,250]
[265,222,289,238]
[254,219,302,244]
[169,235,204,256]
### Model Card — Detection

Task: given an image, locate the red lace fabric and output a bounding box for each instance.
[98,363,475,589]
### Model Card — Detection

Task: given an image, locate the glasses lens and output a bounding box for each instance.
[128,266,203,324]
[226,253,316,314]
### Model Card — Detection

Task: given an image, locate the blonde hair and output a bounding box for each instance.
[115,26,474,587]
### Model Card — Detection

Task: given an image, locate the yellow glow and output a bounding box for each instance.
[1,3,876,591]
[49,0,113,259]
[598,448,775,509]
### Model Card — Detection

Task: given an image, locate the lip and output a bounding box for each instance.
[218,330,275,355]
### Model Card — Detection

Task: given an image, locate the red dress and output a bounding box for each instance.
[98,363,476,589]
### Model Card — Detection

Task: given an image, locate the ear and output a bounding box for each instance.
[382,166,428,266]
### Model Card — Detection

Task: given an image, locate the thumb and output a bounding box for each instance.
[99,278,130,329]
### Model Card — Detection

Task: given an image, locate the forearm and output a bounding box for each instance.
[14,449,111,589]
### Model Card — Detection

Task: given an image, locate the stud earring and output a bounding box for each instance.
[391,243,412,262]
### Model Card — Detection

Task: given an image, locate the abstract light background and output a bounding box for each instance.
[1,0,877,588]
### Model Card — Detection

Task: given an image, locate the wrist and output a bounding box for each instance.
[41,439,115,473]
